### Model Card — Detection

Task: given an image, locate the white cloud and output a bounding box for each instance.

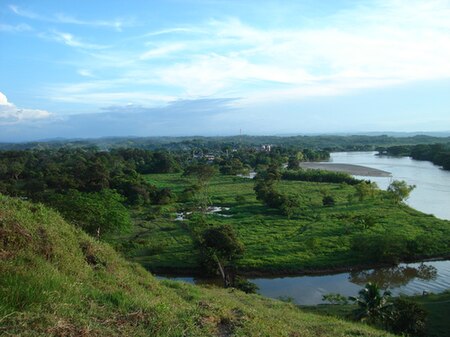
[77,69,94,77]
[42,0,450,106]
[48,31,108,49]
[9,4,131,31]
[139,43,186,60]
[0,92,51,125]
[9,5,39,19]
[53,13,128,31]
[0,23,32,32]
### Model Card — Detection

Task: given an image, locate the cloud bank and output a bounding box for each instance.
[0,92,52,125]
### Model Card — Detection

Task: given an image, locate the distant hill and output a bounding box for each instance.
[1,134,449,151]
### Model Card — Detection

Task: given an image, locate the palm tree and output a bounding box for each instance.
[349,282,392,323]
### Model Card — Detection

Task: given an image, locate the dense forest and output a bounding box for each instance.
[378,143,450,170]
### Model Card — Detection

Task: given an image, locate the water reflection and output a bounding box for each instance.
[157,260,450,305]
[349,264,438,289]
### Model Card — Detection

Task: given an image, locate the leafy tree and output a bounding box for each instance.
[183,164,217,211]
[387,180,415,203]
[153,187,176,205]
[349,282,392,323]
[354,181,378,201]
[199,224,244,286]
[47,189,132,239]
[287,156,300,170]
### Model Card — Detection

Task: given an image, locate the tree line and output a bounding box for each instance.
[378,143,450,170]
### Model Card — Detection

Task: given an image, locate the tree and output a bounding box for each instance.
[287,156,300,170]
[183,164,217,211]
[387,180,415,203]
[47,189,132,239]
[354,181,378,201]
[349,282,392,323]
[199,224,244,286]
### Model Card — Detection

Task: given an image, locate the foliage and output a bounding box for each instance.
[387,298,427,337]
[233,277,259,294]
[46,189,132,238]
[354,181,379,201]
[0,148,176,208]
[380,142,450,170]
[282,169,360,185]
[322,195,335,206]
[199,224,244,275]
[349,283,392,323]
[387,180,415,203]
[183,164,218,211]
[322,293,349,305]
[287,156,300,170]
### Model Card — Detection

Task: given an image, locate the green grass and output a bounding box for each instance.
[411,290,450,337]
[0,195,394,336]
[120,173,450,274]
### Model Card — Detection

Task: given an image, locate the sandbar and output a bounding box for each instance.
[298,163,391,177]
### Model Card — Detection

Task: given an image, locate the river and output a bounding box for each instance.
[160,152,450,305]
[330,151,450,221]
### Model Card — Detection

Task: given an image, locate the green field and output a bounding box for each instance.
[116,173,450,274]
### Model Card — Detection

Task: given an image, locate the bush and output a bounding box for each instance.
[322,195,335,206]
[387,298,427,336]
[233,277,259,294]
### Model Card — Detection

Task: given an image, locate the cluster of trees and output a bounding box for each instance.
[351,283,427,336]
[351,231,442,264]
[0,149,184,237]
[254,166,300,217]
[212,147,329,174]
[282,169,360,185]
[379,143,450,170]
[324,283,428,336]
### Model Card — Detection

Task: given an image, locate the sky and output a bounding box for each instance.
[1,0,450,141]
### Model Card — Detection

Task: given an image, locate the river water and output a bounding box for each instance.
[330,151,450,221]
[161,152,450,305]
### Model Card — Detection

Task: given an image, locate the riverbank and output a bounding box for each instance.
[149,255,450,279]
[299,162,391,177]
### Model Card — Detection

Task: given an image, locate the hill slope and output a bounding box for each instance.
[0,195,393,336]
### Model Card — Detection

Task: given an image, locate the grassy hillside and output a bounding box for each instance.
[0,195,394,336]
[121,174,450,274]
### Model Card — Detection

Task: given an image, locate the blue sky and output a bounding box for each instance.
[1,0,450,141]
